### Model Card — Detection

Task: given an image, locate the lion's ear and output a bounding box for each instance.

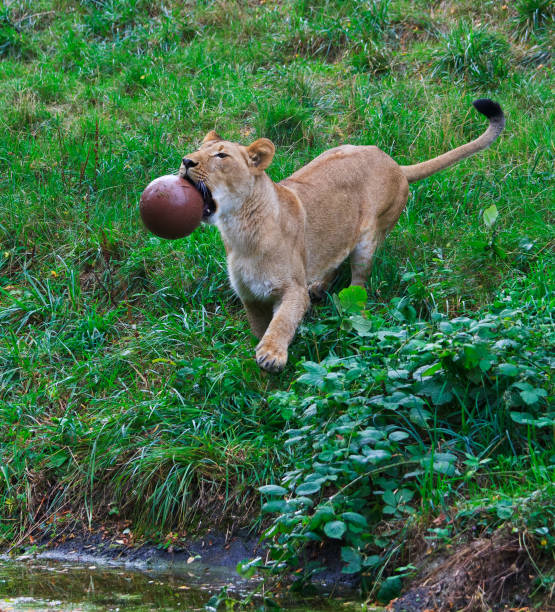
[202,130,222,143]
[247,138,275,173]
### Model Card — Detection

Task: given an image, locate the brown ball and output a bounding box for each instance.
[139,175,204,239]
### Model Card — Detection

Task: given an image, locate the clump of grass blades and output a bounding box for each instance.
[82,0,146,39]
[0,8,30,59]
[350,40,393,74]
[284,0,392,61]
[515,0,554,41]
[432,21,510,86]
[257,103,313,146]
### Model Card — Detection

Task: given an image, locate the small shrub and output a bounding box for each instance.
[432,21,510,86]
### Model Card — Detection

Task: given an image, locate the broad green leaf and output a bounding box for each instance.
[350,314,373,336]
[323,520,346,539]
[289,496,314,508]
[495,502,513,520]
[296,481,322,495]
[389,430,410,442]
[258,485,287,496]
[338,285,367,314]
[383,490,397,507]
[397,488,415,503]
[519,387,547,406]
[497,363,519,377]
[236,557,262,579]
[341,512,368,527]
[363,555,382,568]
[301,531,322,542]
[422,362,443,377]
[409,406,432,426]
[510,411,534,425]
[387,368,410,380]
[415,380,453,406]
[433,458,456,476]
[510,412,554,427]
[309,505,335,529]
[483,204,499,228]
[297,361,327,387]
[421,452,457,476]
[341,547,362,574]
[262,500,288,513]
[363,449,391,463]
[358,428,385,445]
[377,576,402,603]
[461,343,491,370]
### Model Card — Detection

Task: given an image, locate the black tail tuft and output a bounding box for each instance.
[472,98,504,121]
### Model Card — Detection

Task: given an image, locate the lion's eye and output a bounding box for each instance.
[214,152,228,159]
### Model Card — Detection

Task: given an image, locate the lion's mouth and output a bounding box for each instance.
[184,176,216,219]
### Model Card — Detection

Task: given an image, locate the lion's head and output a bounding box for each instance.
[179,131,275,223]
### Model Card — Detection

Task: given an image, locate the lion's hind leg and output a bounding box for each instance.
[349,230,384,287]
[308,267,338,301]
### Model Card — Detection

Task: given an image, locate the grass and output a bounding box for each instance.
[0,0,553,606]
[431,20,510,85]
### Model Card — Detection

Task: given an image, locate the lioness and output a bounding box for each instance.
[180,99,505,372]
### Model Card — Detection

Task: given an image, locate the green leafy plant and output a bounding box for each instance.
[257,286,552,600]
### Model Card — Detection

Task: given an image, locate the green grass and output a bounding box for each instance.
[0,0,553,605]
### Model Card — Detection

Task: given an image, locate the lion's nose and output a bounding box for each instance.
[182,158,198,169]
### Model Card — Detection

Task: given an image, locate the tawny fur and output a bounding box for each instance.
[180,100,505,372]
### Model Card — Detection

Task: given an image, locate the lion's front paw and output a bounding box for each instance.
[255,339,288,373]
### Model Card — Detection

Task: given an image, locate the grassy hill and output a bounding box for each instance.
[0,0,553,606]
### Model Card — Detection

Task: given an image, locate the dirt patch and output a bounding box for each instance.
[37,529,264,571]
[389,530,550,611]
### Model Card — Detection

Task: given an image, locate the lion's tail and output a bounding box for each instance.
[401,99,505,184]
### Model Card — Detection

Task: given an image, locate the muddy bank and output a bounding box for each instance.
[5,528,550,610]
[9,529,358,595]
[34,531,264,572]
[390,531,547,612]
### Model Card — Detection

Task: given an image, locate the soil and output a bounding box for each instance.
[26,528,357,593]
[35,529,265,571]
[388,530,551,612]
